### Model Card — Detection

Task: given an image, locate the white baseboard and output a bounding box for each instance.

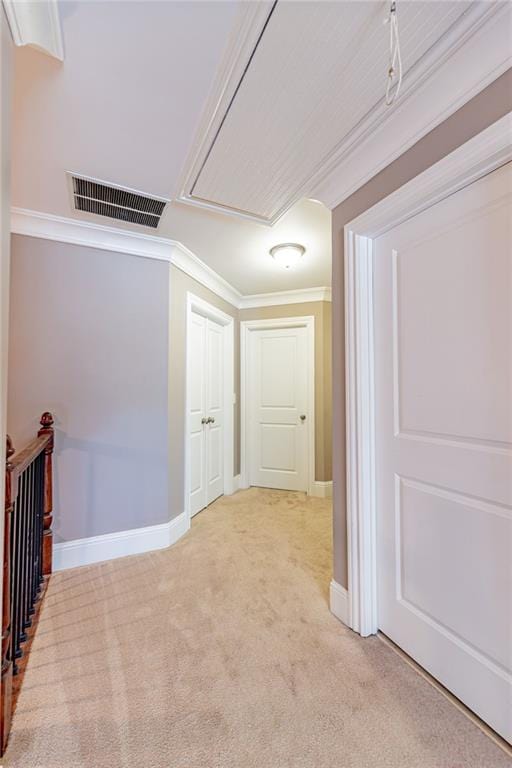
[310,480,333,498]
[53,511,190,571]
[330,579,350,627]
[232,474,241,492]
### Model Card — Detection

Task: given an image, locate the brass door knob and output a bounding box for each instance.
[300,414,306,421]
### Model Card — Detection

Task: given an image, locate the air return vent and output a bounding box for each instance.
[70,174,168,229]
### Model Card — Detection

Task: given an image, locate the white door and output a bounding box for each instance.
[205,318,224,506]
[374,163,512,742]
[188,311,224,516]
[248,326,309,491]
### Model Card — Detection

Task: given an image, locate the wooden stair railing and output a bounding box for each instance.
[1,413,54,755]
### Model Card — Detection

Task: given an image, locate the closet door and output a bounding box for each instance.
[205,318,224,505]
[188,312,225,516]
[188,312,207,516]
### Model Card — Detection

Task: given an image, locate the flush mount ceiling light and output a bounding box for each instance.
[269,243,306,269]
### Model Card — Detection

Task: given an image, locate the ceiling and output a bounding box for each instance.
[10,0,510,295]
[184,0,475,222]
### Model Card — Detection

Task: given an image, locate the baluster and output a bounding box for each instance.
[26,463,36,621]
[32,454,42,601]
[23,466,32,630]
[37,453,44,588]
[1,437,14,752]
[16,473,25,652]
[38,413,54,576]
[11,478,20,665]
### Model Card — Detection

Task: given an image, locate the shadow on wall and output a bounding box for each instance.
[51,427,169,544]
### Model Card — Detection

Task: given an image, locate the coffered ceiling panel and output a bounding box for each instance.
[182,1,493,223]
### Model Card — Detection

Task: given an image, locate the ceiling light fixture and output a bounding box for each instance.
[269,243,306,269]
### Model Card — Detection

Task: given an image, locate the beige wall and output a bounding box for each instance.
[168,266,240,520]
[331,68,512,588]
[239,301,332,482]
[170,282,333,520]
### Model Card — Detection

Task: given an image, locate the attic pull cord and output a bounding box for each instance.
[385,2,402,106]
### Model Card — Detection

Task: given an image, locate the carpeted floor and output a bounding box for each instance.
[5,488,511,767]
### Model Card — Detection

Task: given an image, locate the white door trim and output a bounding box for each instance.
[240,316,315,495]
[340,112,512,637]
[185,293,235,519]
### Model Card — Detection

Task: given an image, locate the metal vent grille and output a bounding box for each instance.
[70,174,168,228]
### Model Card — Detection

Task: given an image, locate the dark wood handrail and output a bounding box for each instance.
[8,435,50,480]
[1,413,54,755]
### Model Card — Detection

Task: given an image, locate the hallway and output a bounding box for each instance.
[5,488,510,767]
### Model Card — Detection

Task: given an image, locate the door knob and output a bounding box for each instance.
[209,417,215,424]
[300,414,306,421]
[201,417,207,425]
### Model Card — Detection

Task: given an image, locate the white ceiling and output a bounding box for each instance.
[187,1,473,221]
[10,0,510,295]
[11,0,331,294]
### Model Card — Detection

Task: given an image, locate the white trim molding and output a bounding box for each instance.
[329,580,349,627]
[310,480,332,499]
[177,1,508,223]
[53,511,189,571]
[343,112,512,638]
[175,1,277,224]
[312,3,512,210]
[240,315,316,495]
[240,287,331,309]
[11,208,243,308]
[11,208,331,310]
[185,292,235,519]
[3,0,64,60]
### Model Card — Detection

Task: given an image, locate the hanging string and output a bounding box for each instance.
[385,2,402,106]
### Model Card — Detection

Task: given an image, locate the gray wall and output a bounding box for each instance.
[331,68,512,587]
[8,238,335,544]
[8,236,170,543]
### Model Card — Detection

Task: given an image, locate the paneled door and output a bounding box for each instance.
[374,163,512,742]
[247,326,309,491]
[188,311,224,516]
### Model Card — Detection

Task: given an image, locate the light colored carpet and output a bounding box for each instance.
[5,488,511,767]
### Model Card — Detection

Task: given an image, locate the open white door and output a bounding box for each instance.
[374,162,512,742]
[245,324,310,492]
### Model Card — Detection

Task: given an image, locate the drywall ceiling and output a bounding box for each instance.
[11,0,331,294]
[11,1,511,295]
[184,0,472,222]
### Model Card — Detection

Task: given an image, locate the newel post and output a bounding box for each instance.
[1,436,15,754]
[38,413,54,576]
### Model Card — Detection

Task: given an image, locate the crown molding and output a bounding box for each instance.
[10,208,242,308]
[175,0,276,225]
[176,2,509,224]
[347,112,512,240]
[10,208,331,309]
[240,286,331,309]
[311,2,512,211]
[3,0,64,61]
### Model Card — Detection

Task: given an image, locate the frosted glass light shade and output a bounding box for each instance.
[269,243,306,269]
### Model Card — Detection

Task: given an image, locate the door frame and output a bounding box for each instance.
[240,316,315,494]
[339,113,512,637]
[185,292,235,520]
